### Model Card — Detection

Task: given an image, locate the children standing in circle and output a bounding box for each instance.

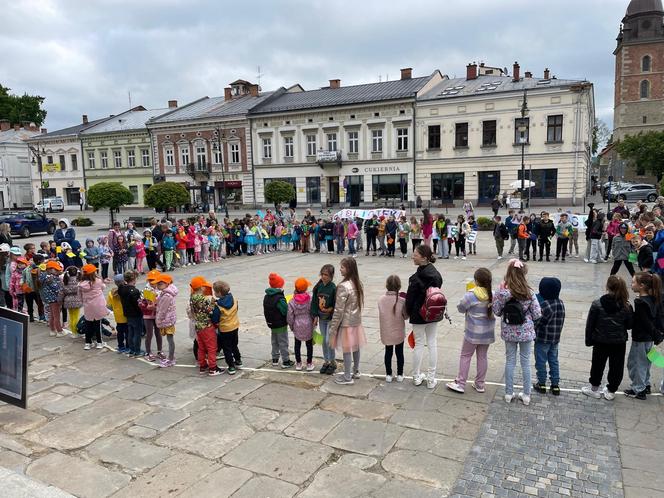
[287,277,315,371]
[492,259,542,406]
[447,268,495,394]
[330,257,366,385]
[378,275,407,383]
[311,264,337,375]
[78,264,109,350]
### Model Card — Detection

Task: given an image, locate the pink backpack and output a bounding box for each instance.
[419,287,447,322]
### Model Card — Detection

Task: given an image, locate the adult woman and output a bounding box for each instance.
[421,209,433,248]
[107,221,123,251]
[406,244,443,388]
[53,218,75,247]
[329,257,366,385]
[0,223,12,247]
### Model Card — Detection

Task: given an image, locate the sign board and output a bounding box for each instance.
[316,150,338,162]
[552,213,589,233]
[333,208,406,220]
[42,163,61,173]
[0,307,29,409]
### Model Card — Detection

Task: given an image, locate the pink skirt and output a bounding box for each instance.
[331,325,367,353]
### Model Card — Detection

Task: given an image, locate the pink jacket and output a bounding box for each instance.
[9,267,23,297]
[347,222,359,240]
[135,241,146,259]
[377,291,407,346]
[287,293,314,341]
[78,278,109,321]
[155,284,178,329]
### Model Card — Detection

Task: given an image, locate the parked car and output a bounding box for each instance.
[609,183,658,202]
[123,216,157,229]
[0,212,57,238]
[602,181,632,200]
[34,197,65,213]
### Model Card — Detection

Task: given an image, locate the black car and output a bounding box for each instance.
[0,212,57,238]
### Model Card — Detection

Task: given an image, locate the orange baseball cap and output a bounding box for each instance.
[82,264,97,275]
[46,260,63,271]
[153,273,173,285]
[146,270,161,282]
[190,276,212,293]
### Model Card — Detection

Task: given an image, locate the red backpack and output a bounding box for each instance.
[419,287,447,322]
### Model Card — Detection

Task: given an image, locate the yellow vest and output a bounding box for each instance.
[217,300,239,333]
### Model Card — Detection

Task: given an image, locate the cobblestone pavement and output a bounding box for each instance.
[1,233,663,497]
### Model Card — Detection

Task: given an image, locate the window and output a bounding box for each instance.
[47,155,53,164]
[88,152,95,169]
[347,131,358,154]
[514,117,530,144]
[546,115,563,142]
[127,150,136,167]
[284,136,294,158]
[518,168,558,198]
[129,185,139,204]
[306,135,316,156]
[371,129,383,153]
[101,151,108,169]
[642,55,652,72]
[397,128,409,151]
[230,143,240,163]
[427,125,441,149]
[213,148,221,164]
[640,80,650,99]
[306,177,321,203]
[165,149,174,167]
[372,174,407,201]
[141,149,150,167]
[180,146,190,166]
[431,173,464,201]
[455,123,468,147]
[196,146,206,170]
[327,133,337,152]
[262,138,272,159]
[70,154,78,171]
[59,155,66,170]
[643,115,648,124]
[113,150,122,168]
[482,120,497,146]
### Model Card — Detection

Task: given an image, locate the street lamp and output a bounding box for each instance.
[28,143,46,217]
[212,129,229,218]
[517,89,529,211]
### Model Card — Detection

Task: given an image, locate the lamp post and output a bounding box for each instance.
[28,143,46,217]
[517,89,529,211]
[213,129,229,218]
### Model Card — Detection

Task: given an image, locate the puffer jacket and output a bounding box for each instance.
[78,278,109,320]
[611,235,631,261]
[585,294,632,346]
[155,284,178,329]
[329,280,362,334]
[405,263,443,324]
[287,293,314,341]
[632,295,658,342]
[63,276,83,309]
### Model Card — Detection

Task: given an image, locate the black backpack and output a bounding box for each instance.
[499,224,509,241]
[503,298,526,325]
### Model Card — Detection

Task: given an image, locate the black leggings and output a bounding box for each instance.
[384,342,404,376]
[85,319,102,344]
[399,238,408,255]
[610,260,635,277]
[366,233,377,253]
[589,342,626,393]
[455,235,466,256]
[295,338,313,364]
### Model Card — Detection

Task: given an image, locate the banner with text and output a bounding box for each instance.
[333,208,406,220]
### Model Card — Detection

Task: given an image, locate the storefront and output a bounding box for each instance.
[215,180,243,205]
[339,163,412,207]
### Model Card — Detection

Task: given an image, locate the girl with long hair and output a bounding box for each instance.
[78,264,109,349]
[378,275,407,382]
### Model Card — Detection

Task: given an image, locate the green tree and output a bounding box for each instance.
[86,182,134,226]
[0,84,47,127]
[144,182,189,219]
[264,180,295,207]
[616,131,664,179]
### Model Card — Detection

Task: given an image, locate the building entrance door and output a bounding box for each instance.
[328,177,339,205]
[478,171,500,205]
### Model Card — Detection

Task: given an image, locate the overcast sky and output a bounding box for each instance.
[1,0,630,131]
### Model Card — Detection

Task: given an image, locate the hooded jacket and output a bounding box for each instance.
[83,239,100,265]
[406,263,443,324]
[54,218,76,246]
[637,241,654,271]
[535,277,565,343]
[78,278,109,321]
[585,294,632,346]
[155,284,178,329]
[632,295,659,342]
[287,292,314,341]
[211,294,239,332]
[456,286,495,344]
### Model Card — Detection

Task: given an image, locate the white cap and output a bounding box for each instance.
[0,244,10,252]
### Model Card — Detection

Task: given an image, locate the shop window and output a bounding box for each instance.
[372,174,407,202]
[431,173,464,201]
[518,169,558,198]
[306,177,320,203]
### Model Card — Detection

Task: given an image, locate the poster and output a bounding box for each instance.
[551,213,589,233]
[0,308,29,409]
[333,208,406,220]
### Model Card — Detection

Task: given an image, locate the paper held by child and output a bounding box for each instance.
[143,289,156,302]
[647,347,664,368]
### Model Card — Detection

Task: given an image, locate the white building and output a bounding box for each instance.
[0,121,41,209]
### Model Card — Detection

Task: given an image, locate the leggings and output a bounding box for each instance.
[85,319,102,344]
[164,250,173,269]
[366,233,377,253]
[412,239,422,251]
[48,302,63,333]
[25,291,44,319]
[455,235,466,256]
[384,342,404,376]
[67,308,80,332]
[610,260,635,277]
[144,318,162,354]
[187,248,195,264]
[101,262,109,280]
[295,338,313,364]
[165,334,175,360]
[342,350,360,381]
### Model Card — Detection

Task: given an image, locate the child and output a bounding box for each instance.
[127,234,138,272]
[493,216,509,260]
[143,229,158,271]
[189,276,222,375]
[624,272,661,399]
[398,216,411,258]
[112,234,128,276]
[610,223,636,277]
[62,266,83,335]
[453,215,468,260]
[329,257,366,385]
[211,280,242,374]
[23,243,35,261]
[23,254,46,322]
[107,274,128,353]
[633,235,654,271]
[517,216,530,261]
[38,241,50,258]
[186,226,196,265]
[118,270,143,357]
[492,259,542,406]
[209,229,220,262]
[98,236,112,282]
[377,275,406,383]
[83,238,100,268]
[554,213,572,262]
[447,268,496,394]
[154,273,178,367]
[537,212,555,262]
[78,264,109,349]
[9,257,27,312]
[532,277,565,395]
[134,234,146,274]
[175,226,187,266]
[40,260,65,337]
[287,277,315,371]
[467,215,478,255]
[140,270,163,362]
[311,264,337,375]
[264,273,293,367]
[193,230,202,264]
[201,229,210,263]
[582,275,632,400]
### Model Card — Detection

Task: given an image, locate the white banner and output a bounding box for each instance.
[333,208,406,220]
[552,213,588,232]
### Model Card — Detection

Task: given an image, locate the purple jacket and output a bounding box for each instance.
[155,284,178,329]
[287,293,314,341]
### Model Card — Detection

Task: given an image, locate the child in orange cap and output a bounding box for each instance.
[264,273,293,368]
[287,277,314,371]
[140,270,163,362]
[154,273,178,367]
[40,261,65,337]
[189,276,223,375]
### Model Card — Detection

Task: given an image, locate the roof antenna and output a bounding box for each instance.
[128,90,132,109]
[257,65,263,87]
[378,74,382,82]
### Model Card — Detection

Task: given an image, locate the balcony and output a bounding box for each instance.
[186,162,211,181]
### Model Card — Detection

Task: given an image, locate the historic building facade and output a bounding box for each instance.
[0,121,41,208]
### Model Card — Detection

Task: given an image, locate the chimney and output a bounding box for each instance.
[544,68,550,80]
[466,63,478,80]
[329,79,341,89]
[41,128,47,134]
[524,71,532,78]
[400,68,412,80]
[168,100,178,108]
[249,84,259,97]
[512,62,520,82]
[224,87,232,101]
[0,120,10,132]
[82,114,89,124]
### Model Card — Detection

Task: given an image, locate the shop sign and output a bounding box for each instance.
[317,150,339,162]
[363,165,402,174]
[42,163,61,173]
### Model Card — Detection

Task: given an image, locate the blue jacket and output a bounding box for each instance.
[505,216,517,235]
[211,294,235,324]
[161,236,176,251]
[83,239,100,264]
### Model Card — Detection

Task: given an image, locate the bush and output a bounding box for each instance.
[264,180,295,205]
[659,178,664,197]
[476,216,494,231]
[71,217,93,227]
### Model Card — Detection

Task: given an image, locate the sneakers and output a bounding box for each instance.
[227,366,237,375]
[199,366,208,375]
[413,374,425,386]
[497,256,503,260]
[550,385,560,396]
[272,359,279,367]
[602,387,616,401]
[518,392,531,406]
[49,331,57,337]
[624,388,647,400]
[159,359,175,368]
[208,367,225,376]
[326,363,337,375]
[295,362,303,371]
[472,383,485,393]
[533,382,547,394]
[352,371,361,379]
[306,363,315,371]
[582,386,602,399]
[56,332,66,338]
[461,256,467,260]
[319,362,329,374]
[427,377,438,389]
[446,381,465,393]
[235,360,243,367]
[96,342,104,349]
[645,385,652,395]
[84,343,92,350]
[504,393,514,403]
[385,375,393,383]
[146,354,158,362]
[282,360,295,369]
[334,375,354,385]
[396,375,404,383]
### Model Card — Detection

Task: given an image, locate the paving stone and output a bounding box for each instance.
[25,397,150,450]
[50,385,80,396]
[158,376,227,399]
[27,451,130,498]
[382,449,462,490]
[389,408,480,440]
[367,383,414,405]
[320,376,380,397]
[320,394,396,420]
[223,432,333,484]
[79,380,133,400]
[131,367,187,388]
[0,466,75,498]
[144,392,194,410]
[266,412,301,432]
[156,404,253,459]
[0,449,31,473]
[47,369,105,388]
[299,464,386,497]
[0,405,47,434]
[372,477,444,498]
[86,435,171,473]
[179,466,253,497]
[113,453,219,498]
[114,382,158,400]
[284,409,344,442]
[210,378,266,401]
[126,425,158,439]
[337,453,378,470]
[27,390,64,409]
[0,433,36,456]
[243,383,326,412]
[322,417,403,456]
[396,428,473,461]
[230,475,299,498]
[134,407,190,432]
[246,368,327,388]
[41,394,94,414]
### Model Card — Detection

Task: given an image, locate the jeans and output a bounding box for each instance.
[627,340,653,393]
[504,340,532,395]
[455,339,489,389]
[116,323,128,350]
[126,316,143,354]
[384,342,404,376]
[342,351,360,381]
[437,238,449,258]
[534,341,559,385]
[319,319,335,362]
[335,235,345,254]
[348,238,356,255]
[412,322,438,380]
[589,342,626,393]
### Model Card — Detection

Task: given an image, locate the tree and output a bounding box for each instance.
[144,182,189,219]
[616,131,664,179]
[0,84,47,127]
[592,119,611,155]
[86,182,134,226]
[264,180,295,207]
